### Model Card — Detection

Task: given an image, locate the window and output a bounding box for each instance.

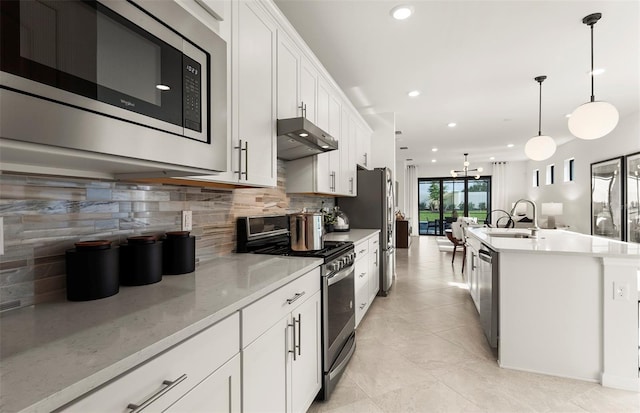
[533,169,540,187]
[417,176,491,235]
[564,158,575,182]
[546,164,555,185]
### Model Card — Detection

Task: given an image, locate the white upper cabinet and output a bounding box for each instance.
[340,109,357,196]
[299,57,318,123]
[179,0,277,187]
[355,120,372,170]
[277,31,301,120]
[232,0,277,187]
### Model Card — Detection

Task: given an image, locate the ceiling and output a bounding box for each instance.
[273,0,640,170]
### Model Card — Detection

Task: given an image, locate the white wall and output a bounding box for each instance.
[525,112,639,234]
[396,160,406,213]
[366,112,397,181]
[409,160,528,210]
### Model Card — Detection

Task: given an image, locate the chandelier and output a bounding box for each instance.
[450,153,483,179]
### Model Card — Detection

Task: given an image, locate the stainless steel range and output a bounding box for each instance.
[236,215,356,400]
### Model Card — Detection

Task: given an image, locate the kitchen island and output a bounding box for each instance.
[466,227,640,391]
[0,254,322,413]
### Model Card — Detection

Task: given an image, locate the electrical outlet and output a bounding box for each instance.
[0,217,4,255]
[613,282,629,301]
[182,210,193,231]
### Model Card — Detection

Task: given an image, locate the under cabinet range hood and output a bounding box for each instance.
[277,117,338,160]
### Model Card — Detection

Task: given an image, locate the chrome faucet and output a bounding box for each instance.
[509,199,540,237]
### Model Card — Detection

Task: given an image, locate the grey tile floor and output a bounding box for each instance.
[308,236,640,413]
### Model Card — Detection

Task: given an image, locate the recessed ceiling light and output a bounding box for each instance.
[590,68,606,76]
[489,156,495,160]
[407,90,420,97]
[565,113,572,118]
[156,84,171,91]
[507,144,514,148]
[299,133,308,137]
[390,5,414,20]
[448,122,457,127]
[431,148,438,152]
[320,145,329,149]
[431,159,437,163]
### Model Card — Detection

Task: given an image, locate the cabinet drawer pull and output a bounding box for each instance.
[359,272,366,278]
[126,374,187,412]
[359,303,366,310]
[286,291,305,305]
[358,249,366,255]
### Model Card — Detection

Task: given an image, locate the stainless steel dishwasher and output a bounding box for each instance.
[478,245,499,348]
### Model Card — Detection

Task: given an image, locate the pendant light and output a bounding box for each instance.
[450,153,483,179]
[525,76,556,161]
[568,13,619,140]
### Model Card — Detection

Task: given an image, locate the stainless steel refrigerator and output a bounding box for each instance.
[337,167,395,296]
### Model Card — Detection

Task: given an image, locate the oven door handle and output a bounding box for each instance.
[327,265,354,286]
[328,337,356,380]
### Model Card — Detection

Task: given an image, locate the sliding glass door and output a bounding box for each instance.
[418,176,491,235]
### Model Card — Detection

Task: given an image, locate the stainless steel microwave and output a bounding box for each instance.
[0,0,227,175]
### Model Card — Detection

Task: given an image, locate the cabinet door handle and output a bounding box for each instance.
[126,374,187,412]
[471,253,476,271]
[364,153,368,167]
[299,101,307,118]
[286,291,305,305]
[288,318,297,361]
[296,314,302,356]
[349,177,353,194]
[234,139,243,179]
[374,250,378,266]
[243,140,249,180]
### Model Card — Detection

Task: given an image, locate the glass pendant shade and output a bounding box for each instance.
[569,13,618,140]
[525,75,555,162]
[568,100,619,140]
[525,135,556,161]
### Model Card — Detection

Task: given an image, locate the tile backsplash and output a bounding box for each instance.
[0,162,333,311]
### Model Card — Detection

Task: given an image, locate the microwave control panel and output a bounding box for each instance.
[183,55,202,132]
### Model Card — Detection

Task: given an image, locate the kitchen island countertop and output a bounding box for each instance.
[0,254,322,413]
[467,227,640,258]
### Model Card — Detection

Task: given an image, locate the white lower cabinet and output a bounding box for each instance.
[353,234,380,328]
[242,268,322,413]
[59,313,240,413]
[355,256,369,327]
[465,237,480,312]
[164,353,240,413]
[368,237,380,302]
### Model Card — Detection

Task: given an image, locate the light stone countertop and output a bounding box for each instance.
[324,229,380,244]
[468,227,640,257]
[0,254,322,413]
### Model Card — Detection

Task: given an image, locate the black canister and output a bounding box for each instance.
[66,240,119,301]
[162,231,196,275]
[119,236,163,286]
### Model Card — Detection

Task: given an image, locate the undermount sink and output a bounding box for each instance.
[488,232,533,239]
